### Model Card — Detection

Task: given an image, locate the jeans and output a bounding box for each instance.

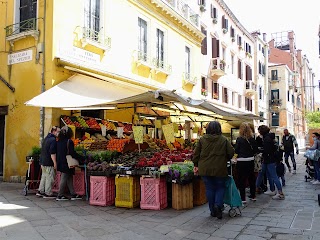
[202,176,226,212]
[284,151,296,170]
[58,172,76,196]
[236,161,256,200]
[314,161,320,181]
[38,166,55,195]
[256,163,282,192]
[279,176,285,186]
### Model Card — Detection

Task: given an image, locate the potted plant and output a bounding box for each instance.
[199,5,206,12]
[231,37,235,42]
[222,28,228,34]
[212,18,217,24]
[201,88,208,96]
[246,52,252,58]
[26,146,41,162]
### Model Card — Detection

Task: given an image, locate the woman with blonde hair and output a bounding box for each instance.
[234,122,258,203]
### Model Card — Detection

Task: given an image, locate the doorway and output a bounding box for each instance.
[0,115,5,176]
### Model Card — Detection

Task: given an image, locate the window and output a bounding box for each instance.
[198,0,205,5]
[271,89,279,100]
[222,47,226,61]
[211,37,219,58]
[291,94,294,103]
[245,65,252,80]
[210,5,217,18]
[201,26,207,55]
[201,77,206,90]
[138,17,148,61]
[271,70,278,80]
[237,35,242,46]
[223,87,228,103]
[221,15,228,30]
[259,86,262,100]
[230,27,235,38]
[238,59,242,79]
[19,0,37,25]
[84,0,100,33]
[185,46,191,76]
[245,97,252,111]
[238,95,242,108]
[231,54,234,74]
[232,92,236,106]
[287,91,290,102]
[272,112,280,126]
[156,29,164,67]
[212,83,219,99]
[259,112,264,122]
[259,44,261,51]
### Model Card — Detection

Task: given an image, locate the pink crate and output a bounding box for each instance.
[140,176,167,210]
[73,171,85,196]
[52,172,61,193]
[89,176,115,206]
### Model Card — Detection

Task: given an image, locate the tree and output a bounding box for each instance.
[305,111,320,128]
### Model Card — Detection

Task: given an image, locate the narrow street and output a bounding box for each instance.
[0,154,319,240]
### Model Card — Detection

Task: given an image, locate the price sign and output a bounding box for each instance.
[162,123,175,144]
[132,126,144,144]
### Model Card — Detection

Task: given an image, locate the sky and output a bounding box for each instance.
[223,0,320,98]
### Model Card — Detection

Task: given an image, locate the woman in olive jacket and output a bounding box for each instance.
[193,121,234,219]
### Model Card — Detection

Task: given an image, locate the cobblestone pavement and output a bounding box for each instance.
[0,154,319,240]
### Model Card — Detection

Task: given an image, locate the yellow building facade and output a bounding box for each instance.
[0,0,203,180]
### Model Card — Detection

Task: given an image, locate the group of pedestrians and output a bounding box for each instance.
[306,132,320,184]
[37,126,84,201]
[193,121,299,219]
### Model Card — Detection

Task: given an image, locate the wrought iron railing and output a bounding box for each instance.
[269,99,282,106]
[211,58,225,71]
[161,0,199,27]
[82,27,111,49]
[245,81,257,91]
[5,18,37,37]
[183,72,197,85]
[137,51,152,65]
[152,58,172,74]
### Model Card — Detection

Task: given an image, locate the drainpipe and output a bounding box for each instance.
[39,0,46,145]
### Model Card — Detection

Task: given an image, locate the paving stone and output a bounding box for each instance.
[185,231,210,240]
[241,229,273,239]
[194,222,218,234]
[246,225,267,231]
[226,217,252,225]
[236,235,267,240]
[275,234,311,240]
[167,228,192,240]
[153,224,176,234]
[78,228,107,237]
[206,237,228,240]
[212,229,240,239]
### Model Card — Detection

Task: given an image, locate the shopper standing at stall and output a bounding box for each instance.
[56,126,84,201]
[234,122,258,203]
[193,121,234,219]
[37,126,60,198]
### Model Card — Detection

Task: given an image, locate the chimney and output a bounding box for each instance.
[263,33,267,42]
[269,39,275,48]
[297,49,302,62]
[288,31,295,53]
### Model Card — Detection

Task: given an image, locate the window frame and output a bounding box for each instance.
[185,46,191,76]
[84,0,101,33]
[156,28,165,67]
[138,17,148,61]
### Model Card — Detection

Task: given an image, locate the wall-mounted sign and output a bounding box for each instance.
[56,42,100,65]
[8,50,33,65]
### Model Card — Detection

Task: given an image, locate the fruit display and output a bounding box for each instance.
[85,117,100,130]
[168,162,194,184]
[107,138,130,152]
[101,120,117,131]
[77,116,89,128]
[123,123,133,133]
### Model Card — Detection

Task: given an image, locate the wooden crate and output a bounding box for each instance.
[193,177,207,206]
[172,182,193,210]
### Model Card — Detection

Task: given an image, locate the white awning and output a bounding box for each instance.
[25,74,148,108]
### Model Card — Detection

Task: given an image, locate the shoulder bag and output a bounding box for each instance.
[66,139,79,168]
[246,138,262,172]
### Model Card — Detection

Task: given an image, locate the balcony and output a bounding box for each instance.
[182,72,197,86]
[5,18,39,45]
[209,58,225,81]
[152,58,172,75]
[269,99,282,107]
[134,50,153,69]
[245,81,257,96]
[82,27,111,51]
[151,0,200,28]
[288,80,294,89]
[269,76,281,82]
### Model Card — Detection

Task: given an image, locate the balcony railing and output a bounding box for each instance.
[211,58,226,71]
[288,80,294,89]
[82,27,111,50]
[152,58,172,74]
[5,18,37,37]
[161,0,200,27]
[135,50,153,68]
[269,76,281,81]
[245,81,257,91]
[269,99,282,106]
[183,72,197,85]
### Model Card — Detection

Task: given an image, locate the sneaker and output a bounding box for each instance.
[264,190,276,196]
[213,205,222,219]
[242,200,247,204]
[272,193,285,200]
[36,191,44,197]
[70,195,82,200]
[56,195,69,201]
[288,168,292,173]
[248,195,257,201]
[311,179,317,183]
[292,170,296,174]
[43,193,56,199]
[313,180,320,185]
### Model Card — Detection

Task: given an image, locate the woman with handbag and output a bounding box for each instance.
[234,122,258,203]
[56,126,84,201]
[307,132,320,184]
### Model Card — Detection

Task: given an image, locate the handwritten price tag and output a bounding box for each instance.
[132,126,143,144]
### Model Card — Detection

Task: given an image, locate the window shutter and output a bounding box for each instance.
[222,15,225,28]
[225,19,228,29]
[201,27,207,55]
[213,7,217,18]
[212,37,217,58]
[250,67,252,80]
[216,39,220,57]
[238,60,241,79]
[210,4,213,18]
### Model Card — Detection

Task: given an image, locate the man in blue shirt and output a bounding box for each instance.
[36,126,60,198]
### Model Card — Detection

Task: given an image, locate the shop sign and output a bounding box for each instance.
[8,50,33,65]
[57,43,100,65]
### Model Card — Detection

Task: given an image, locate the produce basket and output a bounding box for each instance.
[172,182,193,210]
[89,176,115,206]
[140,176,167,210]
[193,176,207,206]
[115,175,140,208]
